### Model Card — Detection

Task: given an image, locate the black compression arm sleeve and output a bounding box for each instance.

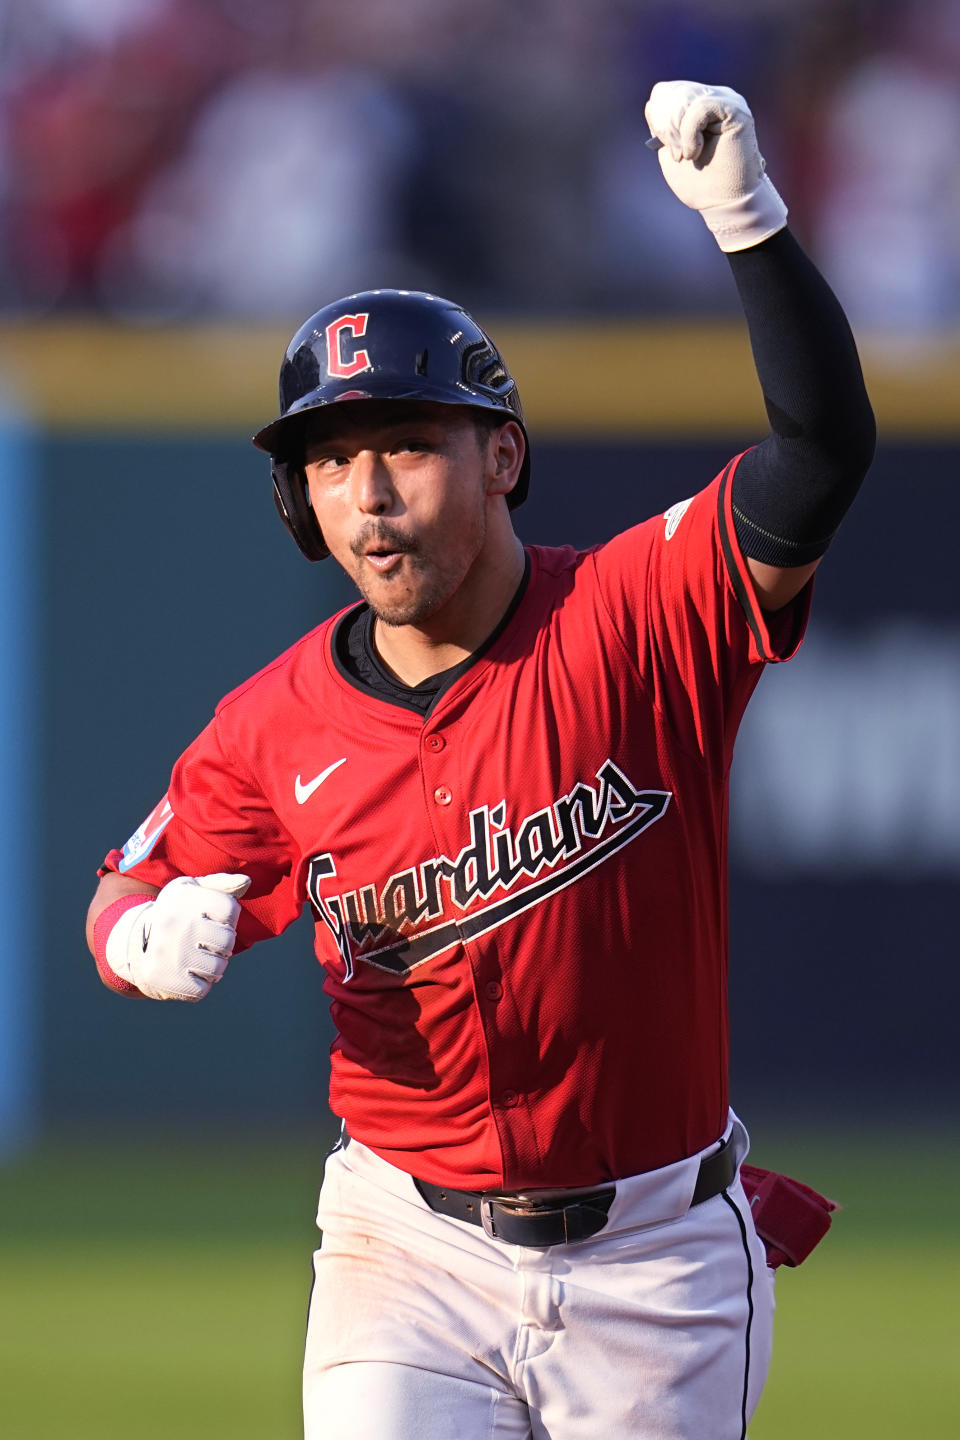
[727,228,876,567]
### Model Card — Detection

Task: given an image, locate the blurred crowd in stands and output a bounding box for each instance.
[1,0,959,332]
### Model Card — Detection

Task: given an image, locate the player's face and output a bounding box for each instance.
[303,402,513,628]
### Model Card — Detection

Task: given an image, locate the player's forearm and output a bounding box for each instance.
[85,871,160,956]
[643,83,875,568]
[727,228,876,566]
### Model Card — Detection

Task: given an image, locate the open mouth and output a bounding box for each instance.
[353,523,415,572]
[363,547,404,573]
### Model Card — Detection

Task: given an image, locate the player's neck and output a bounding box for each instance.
[371,535,525,687]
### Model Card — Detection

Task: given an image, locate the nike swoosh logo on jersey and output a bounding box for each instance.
[295,758,347,805]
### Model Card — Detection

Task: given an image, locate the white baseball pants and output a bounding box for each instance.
[303,1115,774,1439]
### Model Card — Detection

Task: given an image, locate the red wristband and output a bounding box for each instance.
[92,893,155,996]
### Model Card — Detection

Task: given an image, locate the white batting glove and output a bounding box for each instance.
[644,81,787,252]
[105,873,250,1002]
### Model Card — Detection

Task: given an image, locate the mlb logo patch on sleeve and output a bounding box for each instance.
[119,795,174,872]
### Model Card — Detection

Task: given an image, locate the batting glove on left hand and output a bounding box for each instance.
[645,80,787,252]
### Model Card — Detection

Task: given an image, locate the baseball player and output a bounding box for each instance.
[86,83,874,1438]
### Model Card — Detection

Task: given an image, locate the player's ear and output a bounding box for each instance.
[485,421,525,500]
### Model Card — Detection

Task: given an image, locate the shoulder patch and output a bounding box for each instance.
[118,795,174,873]
[663,497,693,541]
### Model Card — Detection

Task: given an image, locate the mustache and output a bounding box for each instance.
[350,520,418,560]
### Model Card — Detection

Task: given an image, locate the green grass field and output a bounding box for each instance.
[1,1126,957,1439]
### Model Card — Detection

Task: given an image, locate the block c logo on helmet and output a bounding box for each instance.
[326,314,372,379]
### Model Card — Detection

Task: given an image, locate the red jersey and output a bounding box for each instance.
[102,458,808,1190]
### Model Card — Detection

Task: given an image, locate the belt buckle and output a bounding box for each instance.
[480,1194,563,1245]
[479,1196,501,1239]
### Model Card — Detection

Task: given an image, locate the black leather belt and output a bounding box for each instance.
[412,1137,737,1248]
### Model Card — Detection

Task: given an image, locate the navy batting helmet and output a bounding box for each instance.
[252,288,530,561]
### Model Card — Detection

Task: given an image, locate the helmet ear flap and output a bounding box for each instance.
[271,459,329,561]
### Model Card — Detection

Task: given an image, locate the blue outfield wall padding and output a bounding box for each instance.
[0,408,36,1153]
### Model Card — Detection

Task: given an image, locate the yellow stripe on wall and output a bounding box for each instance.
[0,319,957,437]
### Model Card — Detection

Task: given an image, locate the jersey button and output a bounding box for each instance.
[499,1089,520,1108]
[425,734,445,752]
[484,980,503,1001]
[434,785,452,806]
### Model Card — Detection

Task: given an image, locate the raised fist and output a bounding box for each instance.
[645,81,787,251]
